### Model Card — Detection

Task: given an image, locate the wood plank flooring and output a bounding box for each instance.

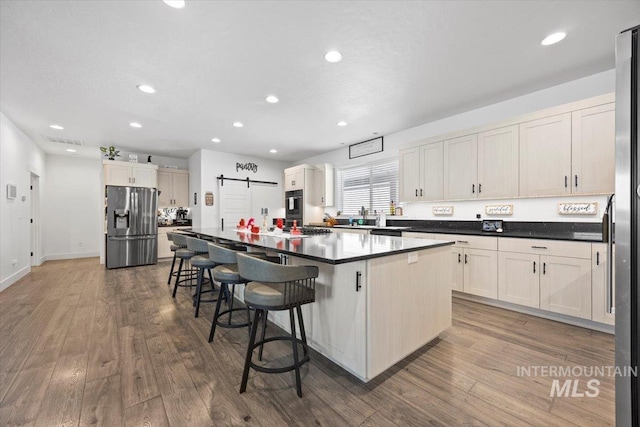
[0,257,615,426]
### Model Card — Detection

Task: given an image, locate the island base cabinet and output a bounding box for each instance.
[367,246,451,379]
[540,256,592,320]
[498,252,540,308]
[287,258,367,380]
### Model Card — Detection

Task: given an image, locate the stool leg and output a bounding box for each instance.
[258,310,268,361]
[228,285,236,325]
[172,258,184,298]
[194,267,204,317]
[167,252,177,285]
[240,308,262,394]
[208,282,227,342]
[207,269,216,291]
[296,305,309,358]
[289,307,303,398]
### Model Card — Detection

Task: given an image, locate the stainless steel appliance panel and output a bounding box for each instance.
[106,235,157,269]
[133,187,158,236]
[107,186,133,237]
[615,25,639,426]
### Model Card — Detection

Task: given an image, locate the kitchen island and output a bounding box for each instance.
[187,227,454,382]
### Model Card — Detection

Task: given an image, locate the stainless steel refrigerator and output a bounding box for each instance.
[106,186,158,269]
[615,24,639,426]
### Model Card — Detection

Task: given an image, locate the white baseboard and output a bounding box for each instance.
[42,251,100,262]
[453,292,615,334]
[0,266,31,292]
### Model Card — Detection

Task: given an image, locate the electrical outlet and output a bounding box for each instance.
[476,214,482,219]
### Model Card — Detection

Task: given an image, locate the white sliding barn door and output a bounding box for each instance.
[219,180,251,230]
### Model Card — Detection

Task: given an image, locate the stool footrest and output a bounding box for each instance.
[215,307,251,328]
[248,336,309,374]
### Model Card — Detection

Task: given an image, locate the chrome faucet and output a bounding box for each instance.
[360,206,367,223]
[374,210,380,227]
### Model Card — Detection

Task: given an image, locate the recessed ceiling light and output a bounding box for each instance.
[266,95,279,103]
[50,124,64,130]
[211,138,221,143]
[541,32,566,46]
[137,84,155,94]
[129,122,142,128]
[66,148,76,153]
[163,0,185,9]
[337,121,348,127]
[233,122,244,128]
[325,50,343,63]
[269,149,278,153]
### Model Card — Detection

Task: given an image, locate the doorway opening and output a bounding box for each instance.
[30,173,40,266]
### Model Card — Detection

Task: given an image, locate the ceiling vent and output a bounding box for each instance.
[44,135,84,147]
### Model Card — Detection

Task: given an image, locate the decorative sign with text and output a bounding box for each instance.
[205,192,214,206]
[558,202,598,215]
[432,206,454,216]
[236,162,258,173]
[485,204,513,215]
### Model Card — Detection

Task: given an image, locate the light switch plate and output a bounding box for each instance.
[408,252,418,264]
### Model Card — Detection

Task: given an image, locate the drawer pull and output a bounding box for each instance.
[543,262,546,275]
[458,253,461,263]
[531,246,548,249]
[596,251,600,266]
[464,254,468,264]
[456,240,469,244]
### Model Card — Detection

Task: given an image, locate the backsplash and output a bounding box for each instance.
[158,207,191,225]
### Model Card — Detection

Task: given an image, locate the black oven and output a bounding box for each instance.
[285,189,303,222]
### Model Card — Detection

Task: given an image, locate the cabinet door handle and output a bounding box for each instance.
[533,261,536,274]
[456,240,469,244]
[543,262,546,275]
[564,176,568,188]
[472,184,475,194]
[458,253,461,263]
[464,254,468,264]
[321,196,324,203]
[420,189,423,197]
[128,177,131,183]
[596,251,600,266]
[356,271,362,292]
[531,246,548,249]
[575,175,578,187]
[478,183,482,193]
[415,189,418,197]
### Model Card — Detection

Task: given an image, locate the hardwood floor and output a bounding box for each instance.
[0,257,615,426]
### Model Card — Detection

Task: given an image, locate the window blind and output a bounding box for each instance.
[337,158,399,215]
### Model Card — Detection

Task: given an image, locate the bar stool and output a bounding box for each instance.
[185,236,219,317]
[236,253,318,397]
[171,233,197,297]
[207,243,252,343]
[166,232,183,285]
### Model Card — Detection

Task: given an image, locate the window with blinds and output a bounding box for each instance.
[336,158,399,215]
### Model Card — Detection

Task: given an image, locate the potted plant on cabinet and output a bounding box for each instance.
[100,145,120,160]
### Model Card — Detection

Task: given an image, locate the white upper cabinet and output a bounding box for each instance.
[284,166,305,191]
[399,147,421,202]
[477,125,519,199]
[444,134,477,200]
[571,103,615,195]
[420,142,444,201]
[519,113,572,197]
[314,163,334,206]
[158,168,189,207]
[104,161,157,188]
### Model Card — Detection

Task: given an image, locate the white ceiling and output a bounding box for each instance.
[1,1,638,162]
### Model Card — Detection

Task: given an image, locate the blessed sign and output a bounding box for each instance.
[558,202,598,215]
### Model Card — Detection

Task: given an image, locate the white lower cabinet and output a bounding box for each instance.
[591,243,615,325]
[463,249,498,298]
[450,247,464,292]
[539,255,592,320]
[498,252,540,308]
[157,227,183,258]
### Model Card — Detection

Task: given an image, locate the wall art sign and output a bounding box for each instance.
[205,191,214,206]
[557,202,598,215]
[236,162,258,173]
[485,204,513,215]
[349,136,383,159]
[432,206,454,216]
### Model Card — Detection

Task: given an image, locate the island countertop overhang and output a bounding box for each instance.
[185,227,454,265]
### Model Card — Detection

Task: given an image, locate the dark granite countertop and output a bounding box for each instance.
[184,227,454,265]
[330,219,608,243]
